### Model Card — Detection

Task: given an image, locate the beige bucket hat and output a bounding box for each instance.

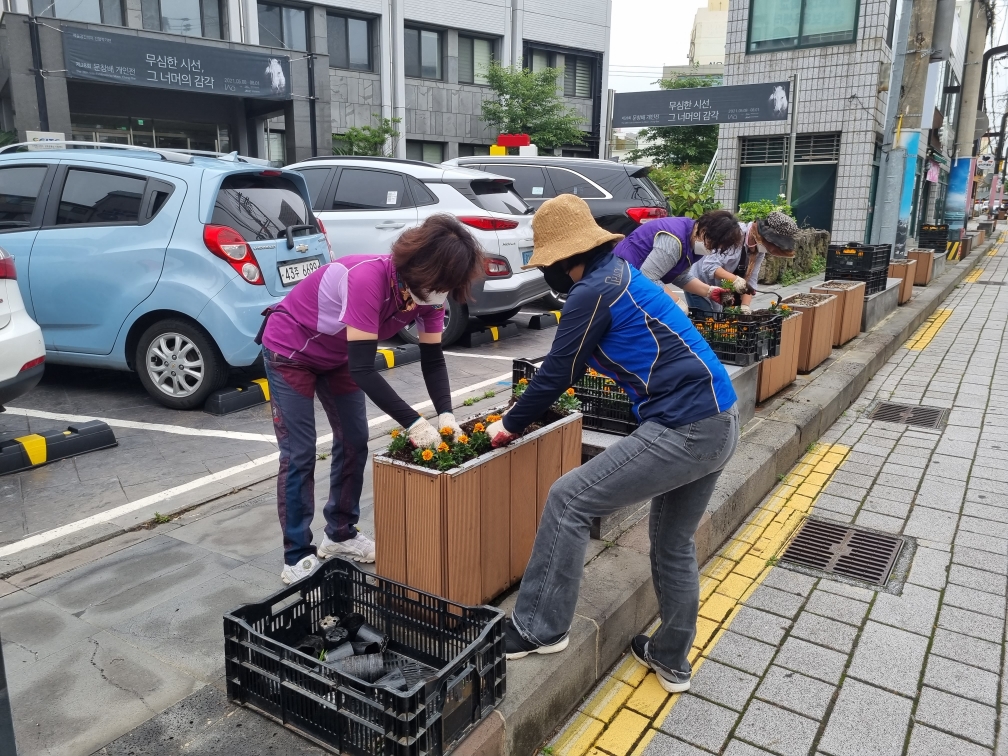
[523,194,625,269]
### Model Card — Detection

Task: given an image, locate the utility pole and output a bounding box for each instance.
[784,73,799,204]
[28,12,48,132]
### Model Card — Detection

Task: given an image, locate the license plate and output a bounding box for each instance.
[278,257,322,286]
[521,248,534,265]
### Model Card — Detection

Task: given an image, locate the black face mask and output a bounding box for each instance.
[542,263,575,294]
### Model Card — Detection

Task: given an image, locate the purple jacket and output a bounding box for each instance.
[612,216,697,284]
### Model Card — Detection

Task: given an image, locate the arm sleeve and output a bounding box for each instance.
[746,248,765,288]
[347,340,421,429]
[638,233,681,282]
[502,283,612,434]
[419,343,452,415]
[671,267,696,288]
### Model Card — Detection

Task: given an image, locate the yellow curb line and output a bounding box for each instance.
[904,308,953,351]
[964,268,983,283]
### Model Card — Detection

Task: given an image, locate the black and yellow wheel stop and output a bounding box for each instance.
[374,344,421,370]
[458,322,520,348]
[204,378,271,415]
[0,420,117,476]
[528,310,562,330]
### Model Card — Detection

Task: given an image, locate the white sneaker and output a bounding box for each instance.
[317,532,375,563]
[280,554,320,585]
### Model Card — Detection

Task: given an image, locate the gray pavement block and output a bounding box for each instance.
[761,568,817,597]
[846,621,928,697]
[168,497,284,563]
[688,659,759,711]
[962,501,1008,523]
[954,530,1008,557]
[754,665,835,720]
[724,741,778,756]
[855,510,905,532]
[774,636,848,685]
[959,514,1008,540]
[948,563,1006,597]
[923,653,1000,707]
[822,482,868,504]
[706,631,778,677]
[929,627,1003,674]
[914,686,997,747]
[934,438,979,459]
[657,690,738,753]
[953,544,1008,573]
[903,505,959,544]
[942,584,1005,619]
[861,494,912,519]
[831,469,877,489]
[818,679,912,756]
[912,480,966,512]
[873,474,922,493]
[813,493,861,516]
[732,700,819,756]
[907,547,951,590]
[643,731,713,756]
[727,606,792,647]
[804,589,870,627]
[790,611,859,653]
[869,583,940,637]
[743,584,805,619]
[0,590,98,668]
[906,724,993,756]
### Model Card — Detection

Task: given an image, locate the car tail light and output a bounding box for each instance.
[458,216,520,231]
[316,218,334,261]
[626,207,668,224]
[484,257,511,277]
[0,248,15,280]
[20,356,44,372]
[203,224,265,285]
[260,170,282,177]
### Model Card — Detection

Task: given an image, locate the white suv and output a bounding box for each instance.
[0,247,45,407]
[289,156,547,345]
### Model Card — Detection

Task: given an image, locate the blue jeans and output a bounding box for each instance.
[512,406,739,677]
[684,290,721,313]
[263,348,369,565]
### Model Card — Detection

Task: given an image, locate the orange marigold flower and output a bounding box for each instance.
[421,449,434,461]
[518,377,528,385]
[486,414,502,423]
[457,434,469,444]
[439,426,454,436]
[566,387,575,396]
[437,442,449,453]
[473,422,485,432]
[390,429,400,438]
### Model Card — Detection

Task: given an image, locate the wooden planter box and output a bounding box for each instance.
[810,280,865,347]
[756,311,802,402]
[908,249,935,285]
[888,259,917,304]
[781,293,837,373]
[373,412,582,605]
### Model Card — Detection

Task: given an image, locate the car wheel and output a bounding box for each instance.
[544,290,567,309]
[398,298,469,346]
[135,319,228,409]
[476,306,522,325]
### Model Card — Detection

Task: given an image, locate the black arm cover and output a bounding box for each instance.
[419,343,453,416]
[347,340,421,429]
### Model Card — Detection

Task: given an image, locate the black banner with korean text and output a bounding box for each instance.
[62,26,292,100]
[611,82,791,128]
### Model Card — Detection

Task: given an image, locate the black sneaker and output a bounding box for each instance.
[505,617,570,660]
[630,634,691,693]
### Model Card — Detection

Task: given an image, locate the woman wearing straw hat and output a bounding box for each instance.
[486,194,739,693]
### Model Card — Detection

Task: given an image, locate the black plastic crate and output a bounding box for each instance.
[224,558,505,756]
[688,310,780,367]
[824,266,888,295]
[826,243,892,272]
[918,224,949,252]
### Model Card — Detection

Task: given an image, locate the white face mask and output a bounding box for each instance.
[693,239,709,256]
[409,289,449,306]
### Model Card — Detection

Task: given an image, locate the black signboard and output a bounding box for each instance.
[62,26,292,100]
[612,82,791,127]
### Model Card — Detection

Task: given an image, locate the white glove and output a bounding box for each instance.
[438,412,463,440]
[673,294,689,314]
[486,419,518,448]
[739,304,752,314]
[732,275,749,293]
[407,417,441,448]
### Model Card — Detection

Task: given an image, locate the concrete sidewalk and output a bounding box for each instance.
[544,242,1008,756]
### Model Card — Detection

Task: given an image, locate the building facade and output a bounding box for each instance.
[689,0,728,66]
[0,0,612,163]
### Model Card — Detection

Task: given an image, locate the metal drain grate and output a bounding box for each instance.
[868,402,947,429]
[781,519,904,586]
[976,280,1006,285]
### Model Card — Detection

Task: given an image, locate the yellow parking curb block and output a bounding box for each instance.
[14,434,46,466]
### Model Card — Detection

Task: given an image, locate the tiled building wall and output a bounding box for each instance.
[718,0,893,240]
[330,70,383,132]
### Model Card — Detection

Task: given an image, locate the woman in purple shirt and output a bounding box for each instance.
[261,215,484,584]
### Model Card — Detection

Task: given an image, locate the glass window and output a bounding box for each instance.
[57,169,146,226]
[471,182,529,215]
[159,0,202,36]
[212,174,311,241]
[488,165,552,199]
[407,177,438,206]
[33,0,122,24]
[328,14,371,70]
[201,0,222,39]
[404,27,441,79]
[282,6,307,50]
[331,169,408,210]
[405,141,444,163]
[546,168,604,198]
[458,143,491,157]
[748,0,857,52]
[459,36,493,85]
[0,166,47,230]
[563,57,593,98]
[296,168,330,206]
[140,0,223,37]
[258,2,306,50]
[530,49,550,72]
[257,3,283,46]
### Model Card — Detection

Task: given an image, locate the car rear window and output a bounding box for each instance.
[212,174,313,241]
[0,165,47,229]
[546,168,605,199]
[485,165,553,200]
[470,181,529,215]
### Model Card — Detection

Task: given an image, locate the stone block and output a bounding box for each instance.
[923,654,999,706]
[937,604,1004,643]
[725,605,791,646]
[658,693,738,753]
[755,665,835,720]
[914,687,996,747]
[860,278,900,332]
[929,628,1002,673]
[906,724,991,756]
[790,611,859,653]
[846,622,928,697]
[744,584,805,619]
[733,700,819,756]
[775,637,848,685]
[688,659,759,711]
[818,679,913,756]
[705,631,777,677]
[804,589,870,626]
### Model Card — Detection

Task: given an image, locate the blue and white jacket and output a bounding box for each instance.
[503,252,737,434]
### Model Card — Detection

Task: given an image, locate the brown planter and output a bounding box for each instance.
[888,259,917,304]
[908,249,935,285]
[810,280,865,347]
[373,412,582,605]
[756,311,802,402]
[781,293,837,373]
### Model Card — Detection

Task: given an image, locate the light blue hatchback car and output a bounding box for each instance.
[0,143,329,409]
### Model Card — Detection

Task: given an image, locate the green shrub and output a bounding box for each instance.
[737,196,794,222]
[648,165,723,219]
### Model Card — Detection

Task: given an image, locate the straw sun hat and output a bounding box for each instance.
[522,194,624,269]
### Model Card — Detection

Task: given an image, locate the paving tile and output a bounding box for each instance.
[743,585,805,620]
[929,628,1002,674]
[705,632,777,677]
[922,654,1000,706]
[732,700,818,756]
[937,604,1005,644]
[861,495,911,519]
[903,505,959,544]
[789,611,858,654]
[723,741,777,756]
[869,584,940,637]
[906,724,993,756]
[953,545,1008,573]
[774,637,848,685]
[818,679,912,756]
[595,708,650,755]
[642,732,711,756]
[954,532,1008,559]
[948,564,1006,596]
[580,677,634,723]
[550,712,605,756]
[725,606,791,647]
[914,687,996,747]
[960,515,1008,540]
[907,547,951,590]
[0,591,98,669]
[943,584,1005,619]
[855,510,905,532]
[687,659,758,712]
[657,692,738,753]
[754,665,835,720]
[813,494,861,516]
[760,568,816,597]
[816,580,875,602]
[804,589,869,627]
[912,480,966,512]
[846,621,928,697]
[961,501,1008,523]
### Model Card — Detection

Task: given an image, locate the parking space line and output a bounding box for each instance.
[442,351,518,361]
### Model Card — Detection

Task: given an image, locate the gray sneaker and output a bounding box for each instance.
[630,634,691,693]
[317,532,375,563]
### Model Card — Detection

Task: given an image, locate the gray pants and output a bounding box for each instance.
[512,406,740,676]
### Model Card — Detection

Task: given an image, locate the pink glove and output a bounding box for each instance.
[486,419,518,448]
[708,286,730,305]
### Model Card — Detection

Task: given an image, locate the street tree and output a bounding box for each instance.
[626,72,719,167]
[481,63,586,150]
[333,115,402,156]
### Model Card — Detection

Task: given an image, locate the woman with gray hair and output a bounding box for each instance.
[683,210,800,313]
